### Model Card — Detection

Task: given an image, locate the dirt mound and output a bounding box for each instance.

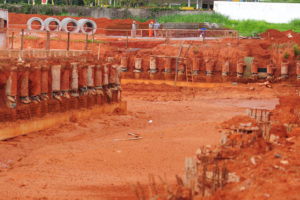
[261,29,300,43]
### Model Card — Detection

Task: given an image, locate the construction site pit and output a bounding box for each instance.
[0,12,299,200]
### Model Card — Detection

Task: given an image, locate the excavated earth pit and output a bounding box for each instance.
[0,13,299,200]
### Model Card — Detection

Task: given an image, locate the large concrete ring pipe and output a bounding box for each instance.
[61,18,80,33]
[27,17,45,31]
[78,19,97,35]
[44,17,61,31]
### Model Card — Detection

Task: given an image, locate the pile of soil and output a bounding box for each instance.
[260,29,300,43]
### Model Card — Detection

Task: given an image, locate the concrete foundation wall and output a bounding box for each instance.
[214,1,300,23]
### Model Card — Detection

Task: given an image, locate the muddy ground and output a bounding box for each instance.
[0,82,291,200]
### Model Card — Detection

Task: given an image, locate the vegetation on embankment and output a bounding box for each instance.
[157,13,300,36]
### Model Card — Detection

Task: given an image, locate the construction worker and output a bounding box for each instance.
[200,27,207,39]
[131,20,136,38]
[149,21,153,37]
[154,21,160,37]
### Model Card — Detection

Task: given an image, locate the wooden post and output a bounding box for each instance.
[67,32,70,51]
[85,33,88,50]
[21,29,24,50]
[97,42,101,61]
[46,31,50,50]
[11,32,14,49]
[202,160,207,196]
[126,31,128,49]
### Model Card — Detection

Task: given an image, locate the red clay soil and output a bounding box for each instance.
[210,99,300,200]
[0,83,284,200]
[261,29,300,43]
[200,95,300,200]
[211,135,300,200]
[221,115,258,130]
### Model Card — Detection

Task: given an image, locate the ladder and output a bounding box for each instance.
[186,62,193,82]
[174,41,185,87]
[184,44,193,83]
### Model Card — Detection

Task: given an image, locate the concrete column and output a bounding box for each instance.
[5,67,17,97]
[87,65,96,95]
[297,61,300,80]
[222,61,229,76]
[115,65,122,86]
[205,59,214,76]
[103,64,110,86]
[20,68,29,97]
[70,62,79,97]
[19,64,31,104]
[87,65,95,88]
[120,56,128,72]
[267,63,273,78]
[178,61,185,75]
[95,65,103,88]
[51,65,61,92]
[251,61,258,77]
[61,64,70,98]
[41,66,49,99]
[30,65,42,102]
[115,66,122,101]
[109,65,117,86]
[134,58,142,73]
[61,68,70,92]
[79,64,88,95]
[237,62,244,78]
[192,58,200,75]
[5,67,17,108]
[94,64,103,96]
[281,62,288,78]
[71,63,78,91]
[51,64,61,101]
[149,56,157,73]
[103,63,112,100]
[164,57,172,74]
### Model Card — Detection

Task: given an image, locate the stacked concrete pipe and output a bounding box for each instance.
[44,17,62,31]
[27,17,45,31]
[27,17,97,34]
[61,18,80,33]
[78,19,97,35]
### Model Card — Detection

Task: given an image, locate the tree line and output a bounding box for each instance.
[0,0,155,7]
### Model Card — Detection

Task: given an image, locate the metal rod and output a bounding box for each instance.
[20,29,24,50]
[46,31,50,50]
[97,42,101,60]
[126,31,128,49]
[85,33,88,50]
[174,41,184,87]
[11,32,14,49]
[67,32,70,51]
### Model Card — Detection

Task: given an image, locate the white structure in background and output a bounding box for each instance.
[0,9,8,49]
[214,1,300,23]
